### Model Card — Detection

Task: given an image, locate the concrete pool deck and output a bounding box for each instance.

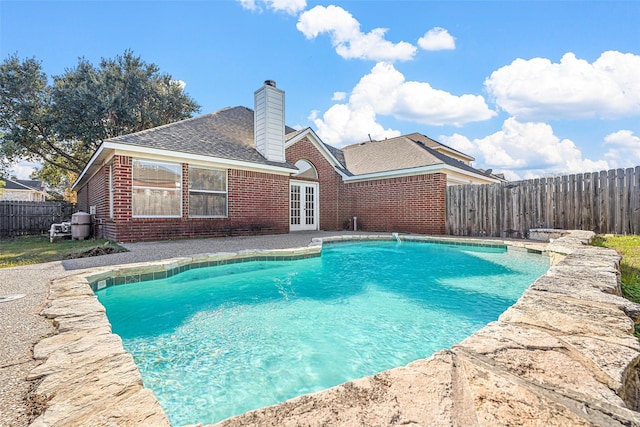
[3,231,640,426]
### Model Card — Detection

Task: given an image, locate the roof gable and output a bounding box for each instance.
[285,127,352,177]
[342,136,445,175]
[339,133,493,180]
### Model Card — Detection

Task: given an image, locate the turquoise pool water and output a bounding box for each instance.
[96,240,549,425]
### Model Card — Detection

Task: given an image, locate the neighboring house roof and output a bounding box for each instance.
[1,178,49,201]
[4,179,46,192]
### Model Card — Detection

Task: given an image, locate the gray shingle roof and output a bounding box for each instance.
[321,142,353,176]
[106,106,296,168]
[93,106,490,180]
[339,133,489,177]
[3,179,45,192]
[403,132,473,160]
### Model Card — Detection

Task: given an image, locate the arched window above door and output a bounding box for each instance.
[293,159,318,180]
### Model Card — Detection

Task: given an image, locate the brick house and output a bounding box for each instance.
[0,178,49,201]
[73,81,500,242]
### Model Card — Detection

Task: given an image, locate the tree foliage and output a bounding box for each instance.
[0,50,200,187]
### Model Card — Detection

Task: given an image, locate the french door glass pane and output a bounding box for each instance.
[290,185,301,225]
[305,186,315,225]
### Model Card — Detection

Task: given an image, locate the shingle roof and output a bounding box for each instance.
[3,179,46,192]
[320,142,354,176]
[340,134,489,177]
[420,144,494,177]
[341,136,441,175]
[403,132,473,160]
[92,107,491,180]
[105,106,296,168]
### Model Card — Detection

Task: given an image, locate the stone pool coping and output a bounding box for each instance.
[28,231,640,426]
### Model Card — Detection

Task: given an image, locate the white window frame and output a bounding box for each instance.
[188,166,228,218]
[131,159,182,218]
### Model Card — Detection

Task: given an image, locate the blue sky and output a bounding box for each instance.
[2,0,639,180]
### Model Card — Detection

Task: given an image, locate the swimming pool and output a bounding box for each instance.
[96,239,549,425]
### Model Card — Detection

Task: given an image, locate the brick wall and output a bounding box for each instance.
[84,155,290,242]
[286,136,447,234]
[285,137,343,230]
[78,139,447,241]
[227,169,289,232]
[342,173,447,234]
[75,162,109,238]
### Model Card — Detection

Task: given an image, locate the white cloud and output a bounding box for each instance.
[296,5,416,62]
[312,62,495,146]
[485,51,640,120]
[440,117,609,180]
[309,104,401,147]
[9,160,40,180]
[604,130,640,168]
[237,0,259,12]
[418,27,455,51]
[237,0,306,15]
[332,91,347,101]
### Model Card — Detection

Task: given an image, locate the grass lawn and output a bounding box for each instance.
[592,235,640,303]
[0,235,126,268]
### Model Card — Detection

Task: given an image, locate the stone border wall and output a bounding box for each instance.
[28,232,640,426]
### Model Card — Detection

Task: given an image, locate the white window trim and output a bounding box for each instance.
[188,167,228,218]
[131,159,182,218]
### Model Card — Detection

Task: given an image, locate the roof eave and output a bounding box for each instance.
[72,141,298,190]
[342,163,501,183]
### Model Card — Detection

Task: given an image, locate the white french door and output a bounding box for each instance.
[290,181,319,231]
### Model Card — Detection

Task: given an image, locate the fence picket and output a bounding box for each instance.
[445,167,640,237]
[0,201,74,238]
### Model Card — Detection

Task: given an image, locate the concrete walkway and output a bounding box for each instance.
[0,231,358,427]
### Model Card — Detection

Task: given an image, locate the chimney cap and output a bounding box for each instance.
[264,80,276,87]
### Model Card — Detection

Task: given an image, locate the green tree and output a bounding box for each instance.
[0,50,200,187]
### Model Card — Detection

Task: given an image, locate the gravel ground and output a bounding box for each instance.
[0,231,371,427]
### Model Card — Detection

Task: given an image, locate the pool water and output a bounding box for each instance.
[96,241,549,425]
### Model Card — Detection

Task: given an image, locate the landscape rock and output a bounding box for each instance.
[41,294,105,319]
[32,326,111,360]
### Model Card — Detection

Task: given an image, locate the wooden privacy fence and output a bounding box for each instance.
[0,201,74,238]
[446,166,640,238]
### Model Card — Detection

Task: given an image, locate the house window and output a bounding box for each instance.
[293,160,318,180]
[132,159,181,217]
[188,167,227,217]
